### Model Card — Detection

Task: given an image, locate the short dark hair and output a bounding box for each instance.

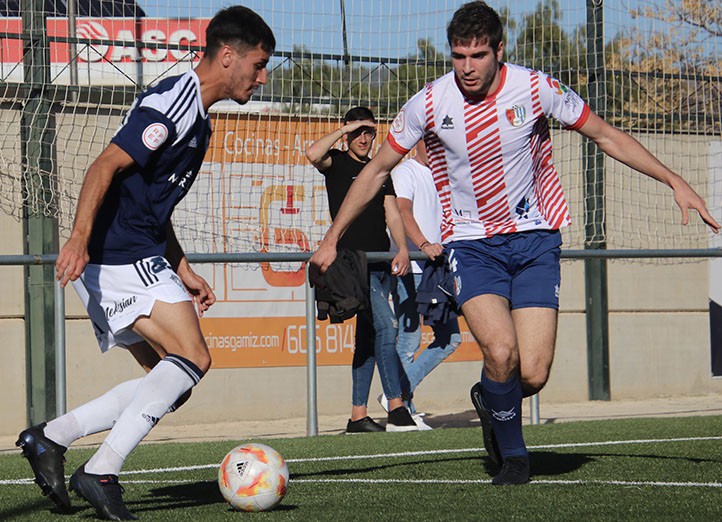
[343,106,375,124]
[205,6,276,59]
[447,1,503,50]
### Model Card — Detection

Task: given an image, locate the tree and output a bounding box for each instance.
[375,38,448,117]
[505,0,585,94]
[614,0,722,132]
[266,45,374,116]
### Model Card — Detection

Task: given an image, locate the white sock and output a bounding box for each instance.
[44,378,143,448]
[85,355,203,476]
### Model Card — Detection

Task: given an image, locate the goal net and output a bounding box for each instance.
[1,0,720,268]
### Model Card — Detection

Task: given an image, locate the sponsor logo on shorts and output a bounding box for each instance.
[170,273,185,290]
[149,256,171,273]
[134,257,172,286]
[454,275,462,297]
[554,284,560,298]
[448,249,458,273]
[104,295,138,320]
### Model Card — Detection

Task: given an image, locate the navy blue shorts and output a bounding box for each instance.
[447,230,562,310]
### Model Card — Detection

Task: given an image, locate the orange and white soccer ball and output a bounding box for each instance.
[218,443,289,512]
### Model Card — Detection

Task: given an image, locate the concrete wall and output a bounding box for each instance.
[0,209,27,435]
[3,237,720,439]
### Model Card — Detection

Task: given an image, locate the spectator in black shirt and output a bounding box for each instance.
[306,107,418,432]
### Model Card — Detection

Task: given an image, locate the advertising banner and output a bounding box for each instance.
[190,115,483,368]
[0,17,208,83]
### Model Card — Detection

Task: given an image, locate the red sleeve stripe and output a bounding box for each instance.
[567,104,591,131]
[386,133,410,155]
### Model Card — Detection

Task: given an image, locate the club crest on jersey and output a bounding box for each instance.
[506,105,526,127]
[142,123,168,150]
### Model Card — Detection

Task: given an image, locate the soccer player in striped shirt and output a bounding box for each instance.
[17,6,274,519]
[310,1,720,485]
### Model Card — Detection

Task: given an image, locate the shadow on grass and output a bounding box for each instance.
[288,451,595,481]
[291,455,479,480]
[530,449,719,479]
[128,480,297,514]
[575,451,719,465]
[0,498,84,520]
[529,451,595,477]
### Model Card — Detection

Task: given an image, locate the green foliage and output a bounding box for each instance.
[268,40,449,118]
[263,2,720,134]
[506,0,585,94]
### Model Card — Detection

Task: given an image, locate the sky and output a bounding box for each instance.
[139,0,654,59]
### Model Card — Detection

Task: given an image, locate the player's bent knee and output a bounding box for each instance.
[172,341,212,373]
[192,350,212,374]
[482,343,517,368]
[521,372,549,396]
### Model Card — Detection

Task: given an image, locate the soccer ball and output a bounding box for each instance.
[218,443,289,512]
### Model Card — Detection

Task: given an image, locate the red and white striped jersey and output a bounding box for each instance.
[387,63,590,242]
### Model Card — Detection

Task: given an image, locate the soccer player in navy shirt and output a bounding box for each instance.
[16,6,275,520]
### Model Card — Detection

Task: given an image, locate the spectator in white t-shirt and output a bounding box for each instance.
[385,142,460,429]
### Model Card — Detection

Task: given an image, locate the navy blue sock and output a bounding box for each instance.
[481,371,527,459]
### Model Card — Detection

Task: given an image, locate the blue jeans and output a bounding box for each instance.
[396,272,461,402]
[352,266,404,406]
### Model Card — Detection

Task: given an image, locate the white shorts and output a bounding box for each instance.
[72,255,191,352]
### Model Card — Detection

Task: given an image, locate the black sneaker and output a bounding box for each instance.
[346,416,385,433]
[470,382,502,467]
[491,456,530,486]
[16,422,71,510]
[386,406,419,432]
[69,463,137,521]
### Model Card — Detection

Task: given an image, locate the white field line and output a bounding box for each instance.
[293,478,722,488]
[2,435,721,487]
[3,477,721,489]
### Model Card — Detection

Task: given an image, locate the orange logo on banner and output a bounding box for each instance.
[259,184,309,287]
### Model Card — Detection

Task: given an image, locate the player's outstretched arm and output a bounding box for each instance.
[384,195,409,276]
[578,112,720,233]
[667,176,720,232]
[310,142,405,273]
[56,144,135,287]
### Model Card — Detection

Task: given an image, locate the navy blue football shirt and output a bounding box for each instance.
[88,70,211,264]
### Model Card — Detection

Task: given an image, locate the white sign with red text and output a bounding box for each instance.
[0,17,209,84]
